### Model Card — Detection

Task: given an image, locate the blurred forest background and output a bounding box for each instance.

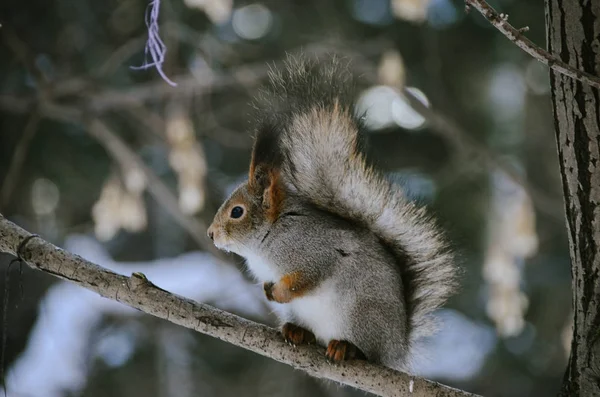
[0,0,572,396]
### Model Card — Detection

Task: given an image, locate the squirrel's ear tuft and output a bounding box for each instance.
[249,121,282,184]
[262,169,284,222]
[247,121,285,222]
[249,165,284,222]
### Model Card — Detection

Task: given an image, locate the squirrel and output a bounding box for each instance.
[207,55,458,370]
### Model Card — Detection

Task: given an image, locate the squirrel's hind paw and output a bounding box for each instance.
[325,340,366,363]
[282,323,316,346]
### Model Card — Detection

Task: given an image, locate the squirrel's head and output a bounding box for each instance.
[207,166,284,256]
[208,116,286,255]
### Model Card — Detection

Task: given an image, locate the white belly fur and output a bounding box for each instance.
[242,253,344,344]
[288,280,345,345]
[243,251,279,281]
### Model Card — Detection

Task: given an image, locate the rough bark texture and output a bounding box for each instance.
[0,214,478,397]
[546,1,600,396]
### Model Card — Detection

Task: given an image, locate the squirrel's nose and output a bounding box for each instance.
[207,225,214,241]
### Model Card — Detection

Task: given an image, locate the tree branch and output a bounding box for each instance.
[0,215,478,397]
[85,118,223,259]
[464,0,600,90]
[5,100,225,260]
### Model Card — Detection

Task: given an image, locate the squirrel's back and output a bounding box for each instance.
[254,55,458,354]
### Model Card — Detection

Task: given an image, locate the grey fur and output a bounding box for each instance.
[261,202,410,367]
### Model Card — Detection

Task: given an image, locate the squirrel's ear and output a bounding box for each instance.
[248,121,284,221]
[249,121,282,184]
[259,169,284,222]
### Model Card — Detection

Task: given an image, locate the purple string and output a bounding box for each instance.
[131,0,177,86]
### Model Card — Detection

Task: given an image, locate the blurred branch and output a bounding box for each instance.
[347,58,564,219]
[86,118,222,258]
[123,104,169,144]
[88,62,268,112]
[464,0,600,90]
[1,39,391,114]
[0,98,223,258]
[94,35,148,78]
[0,65,266,114]
[1,113,41,209]
[195,101,254,149]
[0,95,31,114]
[0,84,563,222]
[403,88,564,220]
[2,27,50,91]
[0,216,479,397]
[0,56,563,221]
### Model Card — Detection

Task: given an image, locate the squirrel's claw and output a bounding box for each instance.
[282,323,316,346]
[325,340,366,363]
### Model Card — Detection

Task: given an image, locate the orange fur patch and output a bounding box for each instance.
[268,271,313,303]
[265,169,284,223]
[280,271,303,291]
[248,152,258,190]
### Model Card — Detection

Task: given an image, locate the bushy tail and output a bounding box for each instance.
[259,55,458,348]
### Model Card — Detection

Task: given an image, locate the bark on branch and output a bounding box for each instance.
[0,214,477,397]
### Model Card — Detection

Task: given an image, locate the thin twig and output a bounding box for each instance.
[0,215,480,397]
[464,0,600,90]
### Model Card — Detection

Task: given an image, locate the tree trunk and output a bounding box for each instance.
[545,1,600,396]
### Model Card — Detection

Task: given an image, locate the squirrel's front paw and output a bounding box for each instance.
[263,281,275,301]
[326,340,367,363]
[263,281,293,303]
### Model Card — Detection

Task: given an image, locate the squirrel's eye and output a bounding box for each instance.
[230,206,244,219]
